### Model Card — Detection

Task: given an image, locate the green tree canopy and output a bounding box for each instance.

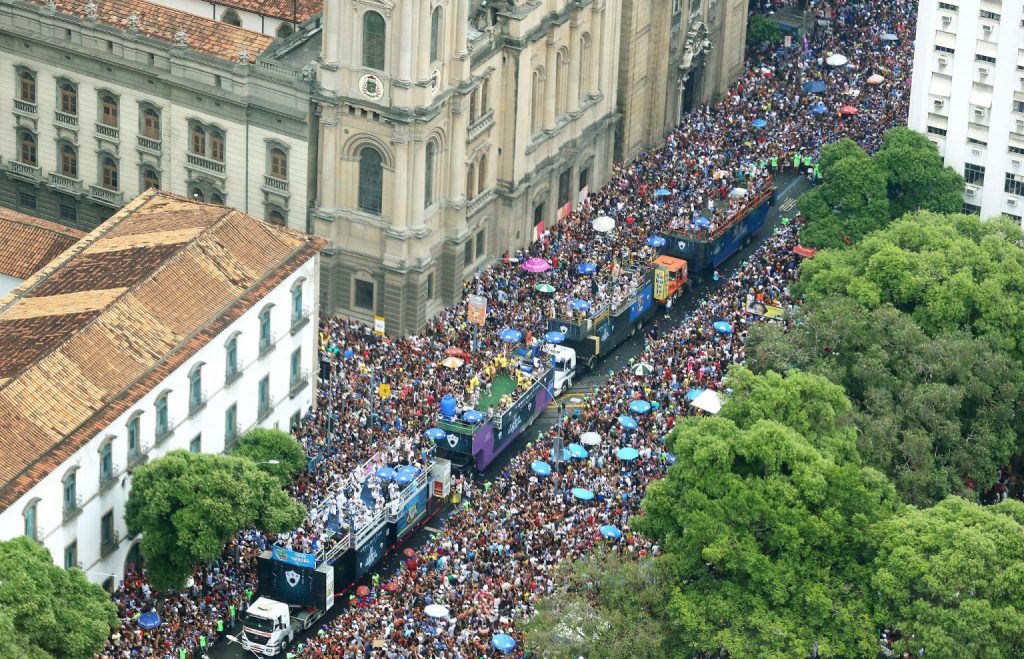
[235,427,308,484]
[125,450,306,590]
[874,127,965,217]
[747,15,783,49]
[795,211,1024,358]
[872,498,1024,659]
[746,300,1024,506]
[0,536,118,657]
[520,551,676,659]
[634,417,899,658]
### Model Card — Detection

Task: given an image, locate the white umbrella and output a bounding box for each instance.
[691,389,723,414]
[866,73,884,85]
[633,362,655,376]
[826,54,848,67]
[424,604,450,619]
[579,432,601,446]
[592,216,615,233]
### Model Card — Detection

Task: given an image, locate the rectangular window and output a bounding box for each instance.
[19,191,37,211]
[60,204,78,224]
[100,443,113,480]
[938,1,957,10]
[127,417,139,457]
[211,132,225,161]
[935,45,955,54]
[1005,171,1024,196]
[225,404,237,441]
[965,163,986,184]
[101,511,113,545]
[464,242,474,267]
[156,396,168,435]
[259,309,272,349]
[426,272,434,300]
[258,376,270,411]
[354,279,374,310]
[63,472,76,509]
[290,348,301,385]
[190,435,201,453]
[976,53,996,64]
[979,9,1000,19]
[1014,100,1024,113]
[291,286,303,322]
[533,202,545,227]
[963,202,982,214]
[579,167,590,193]
[476,230,485,259]
[558,168,571,207]
[967,137,987,145]
[64,542,77,569]
[1004,212,1022,222]
[1010,145,1024,155]
[927,125,948,136]
[226,339,238,378]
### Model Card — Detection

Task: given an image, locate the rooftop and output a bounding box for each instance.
[217,0,322,23]
[0,190,325,512]
[0,209,84,282]
[26,0,275,61]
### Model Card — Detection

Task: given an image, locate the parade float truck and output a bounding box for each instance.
[236,459,452,656]
[660,182,775,280]
[545,255,688,374]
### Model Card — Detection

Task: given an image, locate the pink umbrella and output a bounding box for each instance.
[521,257,551,273]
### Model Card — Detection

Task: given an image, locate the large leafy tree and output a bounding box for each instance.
[747,15,783,49]
[521,551,676,659]
[796,211,1024,358]
[746,300,1024,506]
[234,427,308,485]
[872,498,1024,659]
[873,127,965,217]
[125,450,306,590]
[0,536,119,657]
[634,416,899,658]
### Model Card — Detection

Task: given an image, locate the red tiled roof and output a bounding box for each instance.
[0,209,84,281]
[219,0,322,23]
[0,190,325,512]
[27,0,274,61]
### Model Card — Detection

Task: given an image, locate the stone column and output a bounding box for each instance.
[392,133,411,231]
[592,4,605,97]
[399,3,414,83]
[544,36,557,128]
[567,19,581,111]
[449,99,468,201]
[455,0,469,60]
[410,137,426,230]
[416,0,432,81]
[319,108,340,209]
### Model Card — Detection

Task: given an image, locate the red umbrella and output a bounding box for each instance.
[402,547,416,558]
[445,347,470,359]
[355,585,370,598]
[383,580,402,593]
[839,105,858,116]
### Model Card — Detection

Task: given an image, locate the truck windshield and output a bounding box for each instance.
[554,359,570,371]
[242,613,275,633]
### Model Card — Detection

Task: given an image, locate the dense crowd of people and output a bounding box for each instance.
[96,0,917,657]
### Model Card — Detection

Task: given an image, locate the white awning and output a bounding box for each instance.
[691,389,723,414]
[928,113,949,130]
[929,74,952,97]
[1017,49,1024,70]
[967,124,989,143]
[970,85,993,108]
[976,39,998,59]
[934,31,957,50]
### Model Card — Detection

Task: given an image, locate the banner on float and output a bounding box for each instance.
[271,545,317,569]
[746,297,786,319]
[467,295,487,326]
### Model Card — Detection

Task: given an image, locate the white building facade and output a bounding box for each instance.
[908,0,1024,224]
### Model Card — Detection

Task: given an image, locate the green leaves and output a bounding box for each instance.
[747,15,784,48]
[234,427,308,485]
[125,450,306,590]
[0,537,118,658]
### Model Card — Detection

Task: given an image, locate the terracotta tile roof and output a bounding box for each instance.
[28,0,274,61]
[0,190,326,512]
[0,209,84,281]
[219,0,322,23]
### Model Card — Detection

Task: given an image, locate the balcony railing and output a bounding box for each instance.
[13,98,36,116]
[100,531,121,558]
[137,135,161,153]
[49,172,83,194]
[259,333,277,358]
[186,152,226,176]
[256,399,274,422]
[263,175,289,193]
[225,366,241,386]
[7,160,41,181]
[62,495,84,523]
[188,391,209,417]
[224,425,242,452]
[99,465,120,493]
[54,110,78,128]
[290,306,311,334]
[95,122,119,140]
[467,108,495,143]
[31,526,46,545]
[467,187,495,217]
[127,449,149,470]
[289,369,310,397]
[155,418,174,445]
[90,185,124,207]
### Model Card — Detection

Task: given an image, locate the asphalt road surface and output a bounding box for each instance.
[210,173,812,658]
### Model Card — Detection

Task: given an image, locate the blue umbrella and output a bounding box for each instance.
[646,236,666,248]
[802,80,827,93]
[462,410,485,424]
[376,467,397,481]
[686,388,705,402]
[618,415,638,431]
[667,452,677,465]
[751,118,767,128]
[550,447,571,462]
[138,612,161,630]
[600,525,623,540]
[713,321,733,334]
[811,102,828,115]
[570,299,591,312]
[343,348,354,359]
[567,443,589,459]
[424,427,447,441]
[531,460,552,477]
[498,328,522,343]
[628,400,652,414]
[577,262,597,275]
[396,471,415,486]
[492,634,516,653]
[571,487,595,501]
[654,188,672,197]
[694,217,711,229]
[544,330,566,344]
[616,447,640,461]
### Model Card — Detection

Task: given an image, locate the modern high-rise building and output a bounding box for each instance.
[908,0,1024,225]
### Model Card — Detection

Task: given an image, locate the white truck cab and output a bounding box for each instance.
[549,345,577,395]
[238,598,295,657]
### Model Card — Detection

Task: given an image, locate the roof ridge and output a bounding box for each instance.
[0,214,85,239]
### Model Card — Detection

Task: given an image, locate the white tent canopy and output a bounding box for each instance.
[691,389,723,414]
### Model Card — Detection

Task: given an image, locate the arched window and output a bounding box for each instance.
[210,130,225,161]
[63,469,78,512]
[18,71,35,103]
[188,364,203,412]
[259,306,272,350]
[61,144,77,178]
[191,188,205,202]
[211,192,225,205]
[142,167,160,190]
[270,147,288,179]
[579,34,591,100]
[142,107,161,139]
[191,125,206,155]
[225,334,239,379]
[24,500,38,540]
[155,392,169,437]
[478,152,487,193]
[466,162,476,201]
[101,94,118,127]
[277,22,294,38]
[481,78,490,113]
[556,49,569,116]
[357,146,384,214]
[531,67,544,134]
[424,141,435,208]
[126,414,140,460]
[268,209,286,226]
[99,439,113,481]
[362,11,386,70]
[101,156,118,190]
[60,82,77,115]
[291,280,304,322]
[19,131,36,166]
[430,7,442,62]
[221,8,241,26]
